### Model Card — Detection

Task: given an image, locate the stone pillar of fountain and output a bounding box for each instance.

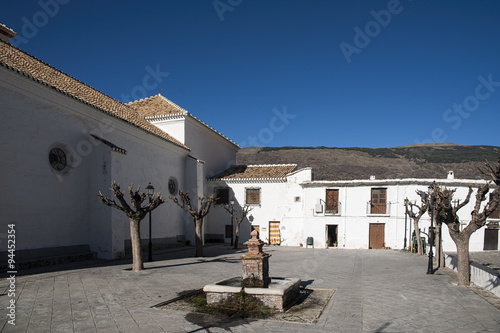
[241,230,271,288]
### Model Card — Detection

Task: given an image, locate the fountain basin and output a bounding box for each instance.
[203,277,301,311]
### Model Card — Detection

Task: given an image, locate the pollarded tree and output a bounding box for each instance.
[404,190,429,255]
[97,181,165,272]
[171,190,217,257]
[223,204,253,249]
[432,159,500,286]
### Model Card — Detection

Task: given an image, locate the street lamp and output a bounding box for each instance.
[427,181,436,274]
[230,199,235,247]
[146,182,154,262]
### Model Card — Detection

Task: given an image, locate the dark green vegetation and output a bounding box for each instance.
[183,290,277,319]
[238,144,500,180]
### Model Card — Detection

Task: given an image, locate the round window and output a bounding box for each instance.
[49,147,67,171]
[168,178,177,195]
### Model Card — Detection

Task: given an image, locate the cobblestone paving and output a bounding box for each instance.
[1,246,500,332]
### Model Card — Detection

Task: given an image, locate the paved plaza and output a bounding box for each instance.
[1,245,500,333]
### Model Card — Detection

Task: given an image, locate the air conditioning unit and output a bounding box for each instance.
[315,203,323,213]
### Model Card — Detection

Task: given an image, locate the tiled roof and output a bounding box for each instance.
[132,94,239,148]
[209,164,297,180]
[0,23,16,38]
[128,94,187,117]
[0,40,189,150]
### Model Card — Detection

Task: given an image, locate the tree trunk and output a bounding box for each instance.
[233,222,240,249]
[437,224,445,268]
[413,220,424,255]
[455,236,471,286]
[194,218,203,257]
[130,218,143,272]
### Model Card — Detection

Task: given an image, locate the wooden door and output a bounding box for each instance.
[325,189,339,214]
[484,229,498,250]
[269,221,281,245]
[371,188,387,214]
[369,223,385,249]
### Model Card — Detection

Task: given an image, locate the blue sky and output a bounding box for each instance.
[2,0,500,148]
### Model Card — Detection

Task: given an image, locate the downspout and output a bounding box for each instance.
[343,186,347,247]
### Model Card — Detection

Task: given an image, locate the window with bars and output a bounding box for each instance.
[246,188,260,205]
[325,189,339,214]
[370,188,387,214]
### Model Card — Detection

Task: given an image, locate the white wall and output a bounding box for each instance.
[0,67,192,259]
[152,115,239,180]
[207,169,499,252]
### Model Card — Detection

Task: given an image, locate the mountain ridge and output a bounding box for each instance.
[236,144,500,181]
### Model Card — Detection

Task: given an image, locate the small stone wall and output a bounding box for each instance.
[204,277,301,312]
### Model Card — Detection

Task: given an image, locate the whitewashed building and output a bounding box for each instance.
[208,165,500,252]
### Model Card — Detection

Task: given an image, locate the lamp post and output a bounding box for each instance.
[229,199,235,246]
[427,181,436,274]
[146,182,154,262]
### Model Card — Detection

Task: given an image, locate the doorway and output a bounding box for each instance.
[484,228,498,250]
[369,223,385,249]
[326,225,338,246]
[269,221,280,245]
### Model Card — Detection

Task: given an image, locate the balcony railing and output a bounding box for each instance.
[366,201,390,215]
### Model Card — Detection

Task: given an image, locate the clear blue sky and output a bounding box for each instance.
[2,0,500,148]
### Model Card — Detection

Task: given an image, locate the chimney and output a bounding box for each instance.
[370,175,376,180]
[0,23,17,44]
[447,171,454,180]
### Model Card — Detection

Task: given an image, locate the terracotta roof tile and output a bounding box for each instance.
[128,94,187,117]
[131,94,239,148]
[210,164,297,180]
[0,40,189,150]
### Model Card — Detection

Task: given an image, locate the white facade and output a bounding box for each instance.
[208,167,499,252]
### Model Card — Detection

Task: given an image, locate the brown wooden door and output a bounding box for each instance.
[371,188,387,214]
[484,229,498,250]
[325,189,339,214]
[269,221,281,245]
[369,223,385,249]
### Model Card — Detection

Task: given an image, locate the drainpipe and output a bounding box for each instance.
[343,186,347,247]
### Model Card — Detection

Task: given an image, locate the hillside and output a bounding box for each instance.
[236,144,500,181]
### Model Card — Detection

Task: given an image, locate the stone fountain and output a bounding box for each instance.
[203,230,300,311]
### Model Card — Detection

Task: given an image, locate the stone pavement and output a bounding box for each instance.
[466,251,500,274]
[1,245,500,333]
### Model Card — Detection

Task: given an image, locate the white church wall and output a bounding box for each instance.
[184,117,238,179]
[0,67,191,260]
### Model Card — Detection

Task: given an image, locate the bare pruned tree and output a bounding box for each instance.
[98,181,165,272]
[432,158,500,285]
[404,190,429,255]
[171,190,217,257]
[223,204,253,249]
